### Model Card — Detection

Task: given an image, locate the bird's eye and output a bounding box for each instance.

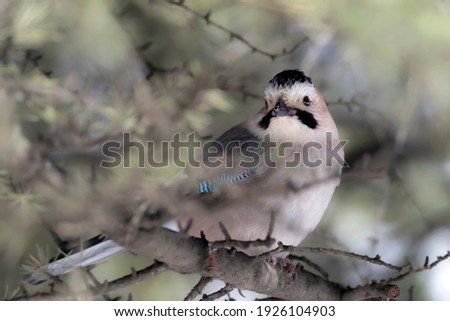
[274,102,280,110]
[303,96,311,106]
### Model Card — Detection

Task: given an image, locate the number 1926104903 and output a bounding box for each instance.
[256,305,336,317]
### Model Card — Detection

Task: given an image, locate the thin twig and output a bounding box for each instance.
[85,269,113,301]
[99,261,168,294]
[166,0,306,61]
[211,214,275,250]
[216,81,263,101]
[386,251,450,283]
[210,236,275,251]
[289,254,330,280]
[16,261,167,301]
[184,277,213,301]
[200,283,234,301]
[218,222,232,240]
[260,243,403,271]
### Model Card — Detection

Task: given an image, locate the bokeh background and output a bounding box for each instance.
[0,0,449,300]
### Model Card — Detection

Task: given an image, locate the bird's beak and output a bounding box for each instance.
[274,100,296,117]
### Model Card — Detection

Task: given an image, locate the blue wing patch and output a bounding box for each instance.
[197,168,254,194]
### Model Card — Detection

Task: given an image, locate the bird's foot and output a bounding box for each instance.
[267,256,298,281]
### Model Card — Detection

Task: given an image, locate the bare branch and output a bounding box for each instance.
[289,255,330,280]
[341,283,400,301]
[85,269,114,301]
[17,262,167,301]
[218,222,231,241]
[211,216,275,251]
[200,283,234,301]
[94,262,168,295]
[184,276,213,301]
[101,227,377,300]
[260,243,403,272]
[166,0,307,60]
[386,251,450,283]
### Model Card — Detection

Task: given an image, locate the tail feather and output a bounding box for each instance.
[24,239,124,284]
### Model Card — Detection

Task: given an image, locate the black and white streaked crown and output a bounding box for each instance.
[269,69,312,88]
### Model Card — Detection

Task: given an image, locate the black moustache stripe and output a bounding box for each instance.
[296,110,318,129]
[258,110,318,130]
[258,111,273,129]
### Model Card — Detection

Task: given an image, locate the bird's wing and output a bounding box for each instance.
[214,122,260,151]
[195,122,262,194]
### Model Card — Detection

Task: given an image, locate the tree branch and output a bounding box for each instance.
[18,262,167,301]
[261,243,404,271]
[166,0,307,61]
[386,252,450,283]
[184,276,213,301]
[200,283,234,301]
[102,226,396,300]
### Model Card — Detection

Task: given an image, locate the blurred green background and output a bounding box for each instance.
[0,0,449,300]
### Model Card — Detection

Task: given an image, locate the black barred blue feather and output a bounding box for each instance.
[197,168,254,194]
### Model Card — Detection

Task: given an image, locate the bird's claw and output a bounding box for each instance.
[267,256,297,281]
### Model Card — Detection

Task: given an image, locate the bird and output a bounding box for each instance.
[24,69,344,283]
[179,69,344,256]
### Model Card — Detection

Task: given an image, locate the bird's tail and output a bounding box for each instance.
[23,239,124,284]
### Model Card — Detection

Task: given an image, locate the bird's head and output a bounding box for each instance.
[256,69,338,144]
